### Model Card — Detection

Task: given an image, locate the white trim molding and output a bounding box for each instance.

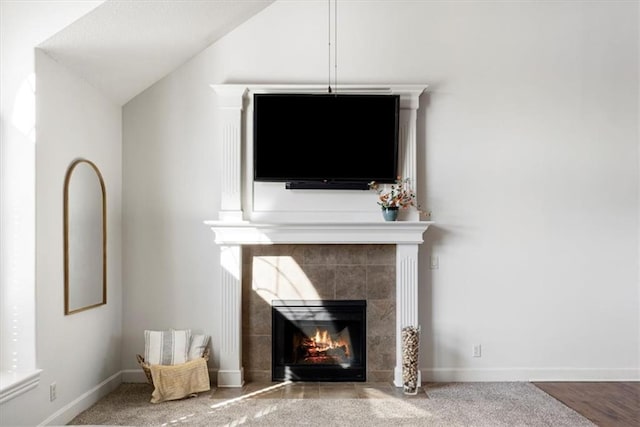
[422,367,640,382]
[40,372,121,426]
[0,369,41,404]
[204,221,432,245]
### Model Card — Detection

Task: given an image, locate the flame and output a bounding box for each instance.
[309,328,350,357]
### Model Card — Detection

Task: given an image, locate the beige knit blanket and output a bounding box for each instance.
[149,358,210,403]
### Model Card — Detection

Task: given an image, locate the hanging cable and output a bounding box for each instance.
[328,0,332,93]
[334,0,338,93]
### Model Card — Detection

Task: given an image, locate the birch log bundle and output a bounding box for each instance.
[401,325,420,395]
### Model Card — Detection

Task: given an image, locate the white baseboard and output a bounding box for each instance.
[421,367,640,382]
[40,367,219,425]
[40,371,121,426]
[122,368,219,385]
[121,368,148,383]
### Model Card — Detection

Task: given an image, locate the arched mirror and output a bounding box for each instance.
[64,158,106,314]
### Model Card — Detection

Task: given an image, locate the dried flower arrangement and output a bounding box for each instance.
[368,177,418,209]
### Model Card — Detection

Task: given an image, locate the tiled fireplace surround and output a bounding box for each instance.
[206,84,430,388]
[242,244,397,383]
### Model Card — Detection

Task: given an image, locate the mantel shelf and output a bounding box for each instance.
[204,220,433,245]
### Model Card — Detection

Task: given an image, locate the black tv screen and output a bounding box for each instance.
[253,93,399,189]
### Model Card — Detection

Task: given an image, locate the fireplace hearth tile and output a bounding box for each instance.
[333,245,367,265]
[317,384,359,399]
[366,370,395,383]
[281,384,304,399]
[304,245,337,265]
[355,382,396,399]
[366,245,395,265]
[367,300,396,337]
[335,266,366,299]
[366,265,395,299]
[242,382,285,399]
[243,296,271,335]
[244,370,270,383]
[302,265,336,299]
[291,383,320,399]
[243,334,271,370]
[368,335,396,372]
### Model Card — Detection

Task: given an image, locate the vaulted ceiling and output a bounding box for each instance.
[39,0,274,105]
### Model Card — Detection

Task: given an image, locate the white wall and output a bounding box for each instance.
[0,0,105,379]
[122,1,639,381]
[0,2,124,426]
[122,49,219,378]
[34,50,122,426]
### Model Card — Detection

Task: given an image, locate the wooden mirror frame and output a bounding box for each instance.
[63,158,107,315]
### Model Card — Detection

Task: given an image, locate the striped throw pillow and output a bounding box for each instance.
[188,334,210,360]
[144,329,191,365]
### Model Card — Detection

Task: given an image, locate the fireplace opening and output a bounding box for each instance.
[272,300,366,382]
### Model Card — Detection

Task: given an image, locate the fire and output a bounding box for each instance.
[310,328,349,357]
[296,327,352,364]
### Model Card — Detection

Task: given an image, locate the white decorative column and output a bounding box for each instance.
[211,85,246,222]
[217,245,244,387]
[397,89,421,222]
[211,85,247,387]
[394,243,421,387]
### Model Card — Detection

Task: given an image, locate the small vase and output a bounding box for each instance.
[382,207,399,221]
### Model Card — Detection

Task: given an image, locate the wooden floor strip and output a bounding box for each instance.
[533,382,640,427]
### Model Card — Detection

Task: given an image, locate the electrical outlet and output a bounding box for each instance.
[473,344,482,358]
[50,382,57,401]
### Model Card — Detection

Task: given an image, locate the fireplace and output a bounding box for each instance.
[272,300,366,382]
[207,84,429,387]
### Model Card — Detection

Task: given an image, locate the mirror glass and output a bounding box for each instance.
[64,159,106,314]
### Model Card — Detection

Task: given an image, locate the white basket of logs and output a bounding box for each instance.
[401,325,421,395]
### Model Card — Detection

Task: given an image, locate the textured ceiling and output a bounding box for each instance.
[39,0,274,105]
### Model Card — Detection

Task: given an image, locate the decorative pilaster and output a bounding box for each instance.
[211,85,247,222]
[394,243,421,387]
[217,245,244,387]
[398,109,417,187]
[397,90,421,222]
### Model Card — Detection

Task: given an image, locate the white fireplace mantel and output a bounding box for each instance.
[206,220,432,388]
[204,220,432,245]
[207,84,430,388]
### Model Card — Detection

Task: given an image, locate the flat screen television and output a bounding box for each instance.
[253,93,400,190]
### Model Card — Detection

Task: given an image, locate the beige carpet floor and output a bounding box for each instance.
[68,381,594,426]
